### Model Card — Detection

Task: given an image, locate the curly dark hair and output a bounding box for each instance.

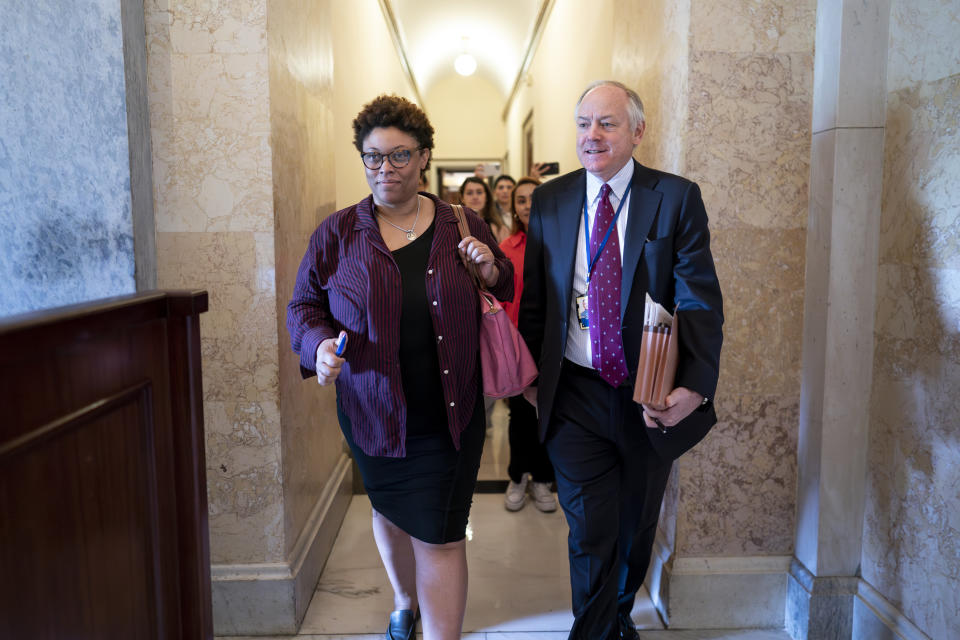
[352,95,434,169]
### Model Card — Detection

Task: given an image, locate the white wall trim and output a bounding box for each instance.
[645,532,673,622]
[666,554,790,628]
[211,561,291,581]
[671,554,793,575]
[210,453,353,635]
[289,453,352,580]
[646,529,790,630]
[855,579,931,640]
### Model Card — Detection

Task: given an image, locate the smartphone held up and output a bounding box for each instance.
[538,161,560,175]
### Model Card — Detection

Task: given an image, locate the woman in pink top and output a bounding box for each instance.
[498,177,558,513]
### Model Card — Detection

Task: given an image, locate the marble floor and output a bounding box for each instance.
[299,493,662,637]
[217,401,790,640]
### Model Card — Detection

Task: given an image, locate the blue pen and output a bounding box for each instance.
[334,331,347,357]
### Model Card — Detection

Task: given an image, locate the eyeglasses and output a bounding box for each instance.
[360,148,422,170]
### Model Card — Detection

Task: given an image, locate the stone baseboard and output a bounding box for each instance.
[852,579,931,640]
[210,453,353,635]
[785,558,931,640]
[785,558,857,639]
[646,533,791,629]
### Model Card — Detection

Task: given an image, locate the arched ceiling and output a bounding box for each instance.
[384,0,550,102]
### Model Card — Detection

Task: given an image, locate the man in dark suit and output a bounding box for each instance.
[518,80,723,640]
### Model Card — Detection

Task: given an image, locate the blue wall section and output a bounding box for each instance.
[0,0,136,317]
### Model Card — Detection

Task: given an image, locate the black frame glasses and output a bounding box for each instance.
[360,147,422,170]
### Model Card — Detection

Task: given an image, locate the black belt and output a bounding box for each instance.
[562,359,634,389]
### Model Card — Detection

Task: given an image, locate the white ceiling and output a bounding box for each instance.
[389,0,545,98]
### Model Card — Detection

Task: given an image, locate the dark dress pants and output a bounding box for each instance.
[545,361,673,640]
[507,394,555,484]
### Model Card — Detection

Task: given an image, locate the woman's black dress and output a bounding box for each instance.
[337,218,485,544]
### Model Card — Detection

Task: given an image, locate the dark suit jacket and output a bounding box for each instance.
[518,160,724,460]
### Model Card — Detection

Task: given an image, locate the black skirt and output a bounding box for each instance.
[337,217,485,543]
[338,392,485,544]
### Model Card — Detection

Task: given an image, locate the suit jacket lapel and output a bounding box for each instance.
[621,161,662,318]
[555,171,586,324]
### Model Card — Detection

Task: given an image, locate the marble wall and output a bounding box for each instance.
[862,0,960,636]
[677,0,814,557]
[146,0,285,563]
[266,0,343,561]
[612,0,690,553]
[616,0,815,558]
[0,0,135,317]
[612,0,690,177]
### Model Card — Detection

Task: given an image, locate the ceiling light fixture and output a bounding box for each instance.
[454,52,476,76]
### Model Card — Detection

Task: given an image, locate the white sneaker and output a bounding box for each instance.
[530,481,558,512]
[504,475,529,511]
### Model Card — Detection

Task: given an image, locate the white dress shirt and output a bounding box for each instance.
[564,159,634,368]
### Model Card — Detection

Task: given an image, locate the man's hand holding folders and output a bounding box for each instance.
[635,295,703,431]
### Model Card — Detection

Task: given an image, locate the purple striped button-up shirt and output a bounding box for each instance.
[287,193,514,457]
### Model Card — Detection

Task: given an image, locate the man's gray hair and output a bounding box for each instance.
[575,80,646,131]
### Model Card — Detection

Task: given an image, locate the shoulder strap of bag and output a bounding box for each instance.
[451,204,486,291]
[451,204,471,241]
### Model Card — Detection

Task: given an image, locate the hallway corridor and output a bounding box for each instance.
[216,491,790,639]
[4,0,956,637]
[215,410,790,640]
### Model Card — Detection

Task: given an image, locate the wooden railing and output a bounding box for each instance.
[0,291,212,639]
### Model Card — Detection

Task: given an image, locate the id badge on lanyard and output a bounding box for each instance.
[576,294,589,329]
[577,181,632,331]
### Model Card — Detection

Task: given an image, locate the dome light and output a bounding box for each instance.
[454,53,477,76]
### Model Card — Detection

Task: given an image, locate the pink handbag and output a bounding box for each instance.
[452,205,538,398]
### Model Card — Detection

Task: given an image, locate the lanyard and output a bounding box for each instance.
[583,181,632,283]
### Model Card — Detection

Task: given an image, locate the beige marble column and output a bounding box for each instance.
[615,0,816,628]
[788,1,890,638]
[146,0,350,634]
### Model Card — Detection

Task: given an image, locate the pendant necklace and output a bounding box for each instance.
[378,195,421,240]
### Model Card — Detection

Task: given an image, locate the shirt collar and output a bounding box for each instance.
[503,230,526,248]
[586,159,635,205]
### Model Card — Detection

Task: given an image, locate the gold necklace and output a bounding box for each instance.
[377,196,421,240]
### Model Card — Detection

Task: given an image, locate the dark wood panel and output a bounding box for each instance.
[165,310,213,635]
[0,291,211,640]
[1,387,162,638]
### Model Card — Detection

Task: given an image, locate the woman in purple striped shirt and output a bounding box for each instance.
[287,95,513,640]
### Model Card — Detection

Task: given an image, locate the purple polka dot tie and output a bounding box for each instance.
[588,184,629,387]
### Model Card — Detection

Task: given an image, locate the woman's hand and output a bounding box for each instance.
[315,336,346,386]
[458,236,499,287]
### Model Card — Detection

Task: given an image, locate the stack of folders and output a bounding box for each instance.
[633,294,678,411]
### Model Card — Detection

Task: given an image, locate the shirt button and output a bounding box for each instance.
[443,369,449,375]
[437,335,443,341]
[449,402,455,407]
[428,269,434,275]
[433,301,438,306]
